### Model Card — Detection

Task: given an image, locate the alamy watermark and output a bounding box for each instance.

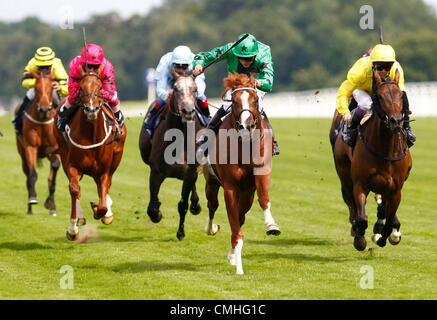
[360,265,374,289]
[60,265,74,289]
[359,5,374,30]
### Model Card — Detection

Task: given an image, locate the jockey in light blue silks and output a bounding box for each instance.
[144,45,210,137]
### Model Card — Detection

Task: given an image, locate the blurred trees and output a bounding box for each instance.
[0,0,436,106]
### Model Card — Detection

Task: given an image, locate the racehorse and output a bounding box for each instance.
[15,69,61,216]
[139,69,204,241]
[330,69,412,251]
[203,73,280,274]
[54,64,127,241]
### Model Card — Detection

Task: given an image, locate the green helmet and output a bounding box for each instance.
[232,34,259,58]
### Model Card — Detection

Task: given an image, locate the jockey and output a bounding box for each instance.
[144,45,209,136]
[57,44,124,131]
[12,47,68,133]
[193,33,279,156]
[338,44,416,147]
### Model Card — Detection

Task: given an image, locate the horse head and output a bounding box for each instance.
[223,73,260,137]
[30,68,55,120]
[373,69,404,133]
[78,64,104,122]
[170,69,197,123]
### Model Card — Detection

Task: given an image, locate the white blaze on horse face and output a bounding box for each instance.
[240,91,250,129]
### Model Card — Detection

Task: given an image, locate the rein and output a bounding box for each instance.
[359,80,409,161]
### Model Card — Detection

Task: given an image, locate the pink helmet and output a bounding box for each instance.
[81,44,104,65]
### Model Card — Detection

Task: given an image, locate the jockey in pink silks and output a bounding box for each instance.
[57,44,124,130]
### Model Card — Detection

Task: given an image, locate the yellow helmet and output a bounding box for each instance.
[370,44,396,63]
[34,47,55,67]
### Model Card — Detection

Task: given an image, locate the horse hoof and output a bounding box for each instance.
[147,210,162,223]
[372,233,382,244]
[353,236,367,251]
[77,218,87,226]
[101,215,114,225]
[266,224,281,236]
[376,237,387,248]
[227,252,237,266]
[66,231,78,241]
[28,197,38,205]
[176,231,185,241]
[49,210,57,217]
[44,198,56,211]
[190,202,201,215]
[373,222,384,235]
[388,231,401,245]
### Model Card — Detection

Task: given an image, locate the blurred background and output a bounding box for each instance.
[0,0,436,110]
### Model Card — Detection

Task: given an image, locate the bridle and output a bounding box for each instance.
[79,72,105,112]
[230,87,260,131]
[357,80,408,161]
[169,75,197,118]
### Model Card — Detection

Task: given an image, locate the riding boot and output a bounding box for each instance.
[114,110,124,129]
[402,91,416,148]
[12,96,32,125]
[261,111,280,156]
[342,109,364,147]
[57,104,78,132]
[196,105,228,157]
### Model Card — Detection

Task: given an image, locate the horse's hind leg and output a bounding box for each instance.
[372,196,385,237]
[204,173,220,236]
[352,183,369,251]
[44,154,60,216]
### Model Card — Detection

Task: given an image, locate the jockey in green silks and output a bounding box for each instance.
[194,33,279,156]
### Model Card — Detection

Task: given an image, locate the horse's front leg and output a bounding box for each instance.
[176,178,196,241]
[352,183,369,251]
[44,154,61,216]
[189,179,201,215]
[92,173,112,223]
[224,185,244,275]
[255,173,280,236]
[147,169,165,223]
[374,192,402,247]
[24,145,38,214]
[66,167,83,241]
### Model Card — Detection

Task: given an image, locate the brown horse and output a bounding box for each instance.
[203,73,280,274]
[139,70,203,240]
[330,69,412,251]
[15,69,61,216]
[54,65,127,241]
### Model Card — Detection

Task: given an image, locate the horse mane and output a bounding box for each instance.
[221,73,256,99]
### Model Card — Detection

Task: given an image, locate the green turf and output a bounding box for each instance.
[0,114,435,300]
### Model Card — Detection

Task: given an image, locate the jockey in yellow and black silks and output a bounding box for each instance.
[12,47,69,135]
[337,44,416,147]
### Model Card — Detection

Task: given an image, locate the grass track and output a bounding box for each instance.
[0,114,436,300]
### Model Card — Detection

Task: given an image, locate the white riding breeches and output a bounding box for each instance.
[352,89,373,112]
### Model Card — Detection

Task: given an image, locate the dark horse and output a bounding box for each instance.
[203,73,280,274]
[15,69,61,215]
[139,70,204,241]
[54,64,127,241]
[330,69,412,251]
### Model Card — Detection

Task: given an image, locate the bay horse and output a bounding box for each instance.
[15,69,61,216]
[54,65,127,241]
[139,70,203,241]
[203,73,280,274]
[330,69,412,251]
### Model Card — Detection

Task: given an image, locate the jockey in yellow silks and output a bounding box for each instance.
[12,47,69,133]
[337,44,416,147]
